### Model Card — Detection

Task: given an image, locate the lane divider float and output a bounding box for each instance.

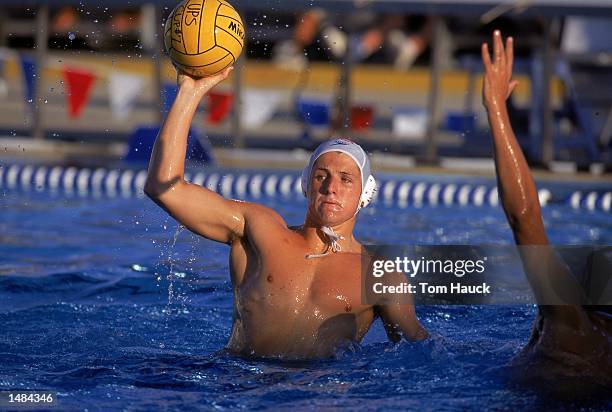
[0,164,609,212]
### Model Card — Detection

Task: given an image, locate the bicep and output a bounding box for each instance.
[148,181,246,244]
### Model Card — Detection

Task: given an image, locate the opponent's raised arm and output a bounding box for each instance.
[481,31,547,245]
[144,67,246,244]
[482,32,587,310]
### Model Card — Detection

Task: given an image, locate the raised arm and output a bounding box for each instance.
[481,31,548,246]
[482,32,587,309]
[144,68,247,244]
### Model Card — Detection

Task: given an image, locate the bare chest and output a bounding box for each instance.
[238,250,366,317]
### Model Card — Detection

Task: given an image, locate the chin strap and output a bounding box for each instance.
[305,226,345,259]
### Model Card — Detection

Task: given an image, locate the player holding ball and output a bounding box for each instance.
[146,0,428,359]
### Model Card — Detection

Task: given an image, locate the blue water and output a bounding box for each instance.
[1,191,610,411]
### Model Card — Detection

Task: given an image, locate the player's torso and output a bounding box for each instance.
[226,229,375,358]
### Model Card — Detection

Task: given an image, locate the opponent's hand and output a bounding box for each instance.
[177,66,234,96]
[481,31,518,110]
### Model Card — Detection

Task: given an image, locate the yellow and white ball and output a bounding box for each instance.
[164,0,245,77]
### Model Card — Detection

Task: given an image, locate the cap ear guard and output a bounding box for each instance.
[358,174,377,209]
[300,166,309,197]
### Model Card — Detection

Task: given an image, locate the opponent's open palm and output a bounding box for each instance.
[481,30,518,108]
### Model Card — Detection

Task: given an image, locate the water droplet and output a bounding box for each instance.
[68,32,76,41]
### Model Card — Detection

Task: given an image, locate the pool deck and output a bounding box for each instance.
[1,135,609,186]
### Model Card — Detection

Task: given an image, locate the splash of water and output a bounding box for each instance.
[165,224,184,308]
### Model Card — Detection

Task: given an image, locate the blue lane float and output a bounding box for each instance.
[0,163,609,212]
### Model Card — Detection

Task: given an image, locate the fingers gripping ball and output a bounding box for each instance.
[164,0,245,77]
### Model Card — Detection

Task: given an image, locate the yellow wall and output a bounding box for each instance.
[1,51,564,101]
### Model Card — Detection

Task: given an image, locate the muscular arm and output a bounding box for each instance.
[482,31,585,311]
[144,68,247,244]
[482,32,547,246]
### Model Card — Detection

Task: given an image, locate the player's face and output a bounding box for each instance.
[307,152,362,226]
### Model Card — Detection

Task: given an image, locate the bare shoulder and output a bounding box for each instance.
[239,201,286,226]
[237,200,292,238]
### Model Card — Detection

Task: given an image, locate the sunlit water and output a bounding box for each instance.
[1,191,610,410]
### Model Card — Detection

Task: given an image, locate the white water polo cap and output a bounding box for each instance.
[301,138,377,211]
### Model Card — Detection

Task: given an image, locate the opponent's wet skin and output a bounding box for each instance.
[481,30,611,383]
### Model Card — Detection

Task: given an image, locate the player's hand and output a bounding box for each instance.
[481,30,518,110]
[177,66,234,96]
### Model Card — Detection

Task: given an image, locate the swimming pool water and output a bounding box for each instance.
[1,191,610,411]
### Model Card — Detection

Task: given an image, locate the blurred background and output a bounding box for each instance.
[0,0,611,174]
